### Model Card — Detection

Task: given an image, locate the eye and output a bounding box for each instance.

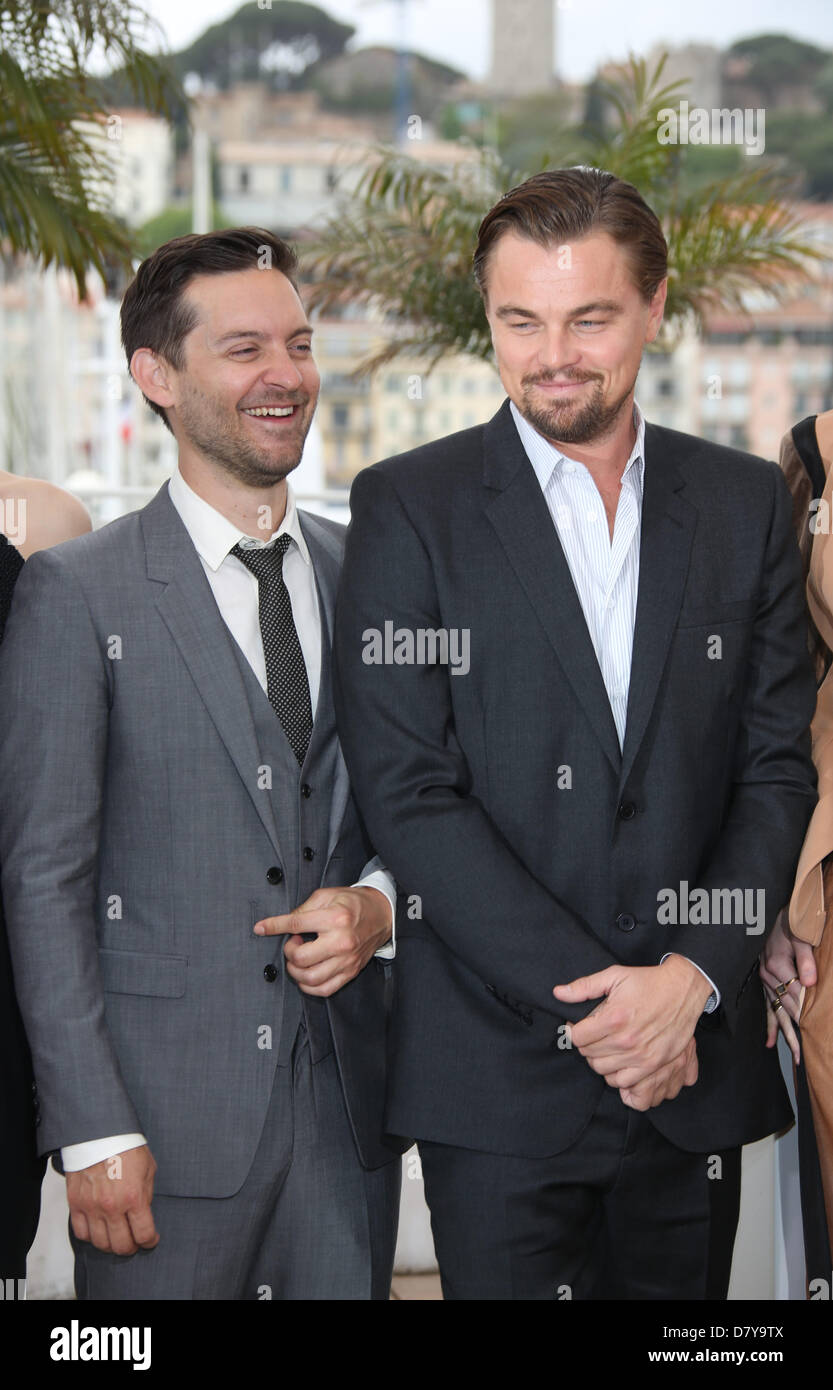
[291,341,313,354]
[576,319,605,329]
[231,346,258,357]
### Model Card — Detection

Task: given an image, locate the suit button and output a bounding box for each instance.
[616,913,636,932]
[617,801,637,820]
[303,847,315,861]
[301,783,312,798]
[31,1081,37,1094]
[266,866,283,884]
[263,963,278,982]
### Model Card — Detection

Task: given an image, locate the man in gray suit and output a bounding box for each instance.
[0,227,404,1300]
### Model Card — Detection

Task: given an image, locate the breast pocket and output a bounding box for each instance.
[676,598,757,629]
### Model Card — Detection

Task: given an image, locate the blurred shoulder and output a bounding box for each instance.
[0,474,92,558]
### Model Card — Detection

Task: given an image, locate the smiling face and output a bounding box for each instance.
[483,230,666,447]
[156,266,320,488]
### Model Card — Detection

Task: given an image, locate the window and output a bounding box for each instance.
[705,332,749,346]
[796,329,833,347]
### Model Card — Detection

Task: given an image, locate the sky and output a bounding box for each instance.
[140,0,833,83]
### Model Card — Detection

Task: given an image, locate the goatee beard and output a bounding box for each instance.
[520,374,634,446]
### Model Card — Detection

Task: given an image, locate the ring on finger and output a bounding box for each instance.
[775,976,799,997]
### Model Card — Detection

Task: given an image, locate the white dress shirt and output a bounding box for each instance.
[62,469,395,1172]
[510,401,719,1012]
[511,401,643,749]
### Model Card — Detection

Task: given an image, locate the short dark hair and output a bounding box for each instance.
[120,227,300,432]
[473,167,668,305]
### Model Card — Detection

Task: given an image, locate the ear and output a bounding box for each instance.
[130,348,176,411]
[645,277,668,344]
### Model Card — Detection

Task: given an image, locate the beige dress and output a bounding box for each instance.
[782,414,833,1255]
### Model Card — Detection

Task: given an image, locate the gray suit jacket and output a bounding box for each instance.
[0,483,403,1198]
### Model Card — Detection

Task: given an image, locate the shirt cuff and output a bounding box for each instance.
[353,858,396,960]
[660,953,720,1012]
[61,1133,147,1172]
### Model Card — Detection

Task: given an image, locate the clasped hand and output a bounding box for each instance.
[553,956,713,1111]
[759,908,816,1065]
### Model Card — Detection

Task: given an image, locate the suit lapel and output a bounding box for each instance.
[141,484,283,858]
[482,402,621,773]
[299,510,351,860]
[619,424,697,787]
[482,405,698,784]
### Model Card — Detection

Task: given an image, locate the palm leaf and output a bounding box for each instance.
[305,54,823,373]
[0,1,184,293]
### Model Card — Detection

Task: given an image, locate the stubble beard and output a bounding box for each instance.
[174,380,316,488]
[519,371,636,447]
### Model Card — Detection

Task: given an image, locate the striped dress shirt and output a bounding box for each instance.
[509,399,718,1009]
[510,398,645,749]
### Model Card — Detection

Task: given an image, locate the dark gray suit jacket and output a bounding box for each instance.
[332,399,816,1156]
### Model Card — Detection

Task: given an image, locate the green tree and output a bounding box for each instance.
[306,55,822,373]
[726,33,829,93]
[496,89,576,175]
[815,56,833,115]
[0,0,182,295]
[764,109,833,200]
[171,1,354,92]
[135,202,231,259]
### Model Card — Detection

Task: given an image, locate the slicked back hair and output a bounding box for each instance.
[474,167,668,306]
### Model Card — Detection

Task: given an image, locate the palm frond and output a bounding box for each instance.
[0,1,185,292]
[304,54,826,374]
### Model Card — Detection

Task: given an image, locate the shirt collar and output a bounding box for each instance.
[167,465,311,573]
[509,398,646,493]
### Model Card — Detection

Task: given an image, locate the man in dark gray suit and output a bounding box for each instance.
[332,168,817,1299]
[0,228,404,1299]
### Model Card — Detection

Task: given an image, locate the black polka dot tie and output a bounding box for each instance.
[230,536,312,765]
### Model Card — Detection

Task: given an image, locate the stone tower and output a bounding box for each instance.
[490,0,556,96]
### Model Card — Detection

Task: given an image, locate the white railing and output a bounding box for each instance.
[68,483,351,526]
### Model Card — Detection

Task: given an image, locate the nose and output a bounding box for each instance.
[261,347,305,392]
[536,326,580,374]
